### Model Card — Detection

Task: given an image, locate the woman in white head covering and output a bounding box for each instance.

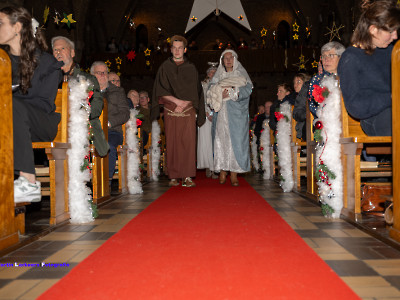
[207,49,253,186]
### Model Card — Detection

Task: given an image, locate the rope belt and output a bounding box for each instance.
[165,106,193,117]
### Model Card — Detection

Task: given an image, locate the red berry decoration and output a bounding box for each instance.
[315,121,323,130]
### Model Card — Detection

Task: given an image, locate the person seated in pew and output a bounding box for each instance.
[127,89,139,109]
[138,91,152,151]
[269,83,295,132]
[51,36,110,157]
[308,41,345,118]
[91,62,130,191]
[338,0,400,136]
[292,73,311,141]
[0,7,63,203]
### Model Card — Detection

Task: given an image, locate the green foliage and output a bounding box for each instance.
[90,200,98,218]
[321,203,334,216]
[314,129,323,143]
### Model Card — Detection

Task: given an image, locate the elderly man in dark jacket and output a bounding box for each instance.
[91,61,130,186]
[52,36,109,157]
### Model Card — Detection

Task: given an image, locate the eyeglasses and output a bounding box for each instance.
[94,71,107,76]
[321,53,339,60]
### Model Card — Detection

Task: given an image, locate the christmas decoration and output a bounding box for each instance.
[276,103,294,192]
[325,21,344,41]
[293,34,299,40]
[314,76,343,218]
[53,15,60,24]
[126,50,137,61]
[260,27,267,37]
[191,16,197,22]
[105,60,112,68]
[185,0,251,33]
[292,21,299,32]
[43,6,50,24]
[260,121,271,180]
[250,126,259,171]
[151,121,161,181]
[293,51,309,71]
[61,13,76,28]
[67,76,96,224]
[311,60,319,68]
[126,109,143,194]
[144,48,151,56]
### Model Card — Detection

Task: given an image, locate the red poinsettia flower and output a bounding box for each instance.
[274,111,284,121]
[312,85,330,103]
[87,90,94,99]
[136,119,142,127]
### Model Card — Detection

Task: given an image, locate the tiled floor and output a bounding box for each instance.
[1,175,400,299]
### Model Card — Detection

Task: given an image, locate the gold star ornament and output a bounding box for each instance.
[293,34,299,40]
[325,21,344,41]
[311,60,319,68]
[105,60,112,68]
[115,57,122,65]
[144,48,151,56]
[191,16,197,22]
[260,27,267,37]
[61,13,76,28]
[292,21,299,32]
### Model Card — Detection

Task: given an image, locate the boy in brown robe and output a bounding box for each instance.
[151,35,205,187]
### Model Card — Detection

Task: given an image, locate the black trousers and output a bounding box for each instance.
[13,97,60,174]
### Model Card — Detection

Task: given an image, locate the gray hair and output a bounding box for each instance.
[51,36,75,50]
[321,41,345,56]
[127,89,138,98]
[90,61,108,75]
[139,90,149,97]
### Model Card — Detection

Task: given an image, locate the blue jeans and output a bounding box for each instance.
[108,130,123,179]
[361,107,392,136]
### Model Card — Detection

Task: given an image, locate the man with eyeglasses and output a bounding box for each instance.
[308,41,345,117]
[51,36,109,157]
[151,35,205,188]
[91,61,130,192]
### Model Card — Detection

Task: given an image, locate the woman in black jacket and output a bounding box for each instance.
[292,73,311,140]
[0,6,63,203]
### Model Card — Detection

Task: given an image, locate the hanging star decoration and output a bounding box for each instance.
[293,53,309,70]
[117,72,121,77]
[61,13,76,28]
[238,15,244,21]
[260,27,267,37]
[115,57,122,65]
[311,60,319,68]
[146,61,151,66]
[166,37,171,44]
[325,21,344,41]
[293,34,299,40]
[144,48,151,56]
[105,60,112,68]
[85,68,90,73]
[43,6,50,24]
[126,50,137,62]
[191,16,197,22]
[53,15,60,25]
[292,21,299,32]
[306,26,312,38]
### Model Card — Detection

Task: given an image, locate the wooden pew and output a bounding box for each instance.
[32,82,70,227]
[305,105,318,200]
[340,96,392,215]
[291,110,307,191]
[0,49,20,249]
[390,41,400,240]
[91,99,110,204]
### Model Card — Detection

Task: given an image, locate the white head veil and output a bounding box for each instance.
[211,49,253,87]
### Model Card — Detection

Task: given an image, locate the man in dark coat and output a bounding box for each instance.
[91,62,130,185]
[52,36,109,157]
[151,35,205,187]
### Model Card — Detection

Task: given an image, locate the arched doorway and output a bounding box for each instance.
[277,21,290,48]
[136,24,148,52]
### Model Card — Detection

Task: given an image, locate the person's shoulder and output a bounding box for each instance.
[38,51,63,69]
[341,46,363,59]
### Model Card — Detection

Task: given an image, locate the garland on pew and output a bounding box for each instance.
[276,102,294,192]
[313,76,343,218]
[250,125,260,171]
[151,120,161,181]
[260,121,271,180]
[126,108,143,194]
[67,76,95,224]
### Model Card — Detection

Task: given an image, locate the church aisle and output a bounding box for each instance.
[0,175,399,299]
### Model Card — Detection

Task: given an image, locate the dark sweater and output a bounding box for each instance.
[338,45,393,121]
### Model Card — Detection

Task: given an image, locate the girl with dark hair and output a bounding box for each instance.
[0,6,63,202]
[338,0,400,136]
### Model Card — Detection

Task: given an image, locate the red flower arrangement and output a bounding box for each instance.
[136,119,143,127]
[274,111,284,121]
[312,85,330,103]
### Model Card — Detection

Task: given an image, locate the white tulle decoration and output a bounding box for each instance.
[260,121,271,180]
[315,76,343,218]
[67,76,94,224]
[276,102,294,192]
[250,125,259,171]
[151,121,161,181]
[126,109,143,194]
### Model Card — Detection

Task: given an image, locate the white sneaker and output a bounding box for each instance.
[14,176,41,203]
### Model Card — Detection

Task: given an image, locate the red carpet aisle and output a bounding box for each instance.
[39,175,359,300]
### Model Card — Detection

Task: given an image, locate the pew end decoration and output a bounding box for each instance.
[126,109,143,194]
[151,121,161,181]
[250,125,260,172]
[314,77,343,218]
[67,76,96,224]
[260,121,271,179]
[276,102,294,192]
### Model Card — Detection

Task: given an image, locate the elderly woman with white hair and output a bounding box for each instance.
[207,50,253,186]
[308,41,345,117]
